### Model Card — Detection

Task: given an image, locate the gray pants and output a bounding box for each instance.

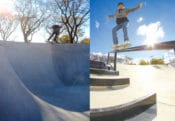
[112,22,129,44]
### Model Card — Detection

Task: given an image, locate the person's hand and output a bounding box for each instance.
[138,2,143,8]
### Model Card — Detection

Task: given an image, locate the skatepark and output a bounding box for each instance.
[90,41,175,121]
[0,42,89,121]
[90,63,175,121]
[120,64,175,121]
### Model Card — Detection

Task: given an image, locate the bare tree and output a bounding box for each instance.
[0,15,18,41]
[45,15,65,35]
[14,0,50,42]
[53,0,90,43]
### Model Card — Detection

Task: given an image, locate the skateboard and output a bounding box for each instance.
[112,42,131,50]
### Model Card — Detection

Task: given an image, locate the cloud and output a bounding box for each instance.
[137,17,143,23]
[95,20,100,29]
[91,52,104,56]
[137,21,165,45]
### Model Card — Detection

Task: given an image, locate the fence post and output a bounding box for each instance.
[107,52,110,64]
[114,51,117,71]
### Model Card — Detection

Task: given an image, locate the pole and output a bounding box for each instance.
[114,51,117,71]
[107,52,110,64]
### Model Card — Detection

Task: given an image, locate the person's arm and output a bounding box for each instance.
[126,3,143,13]
[108,13,117,18]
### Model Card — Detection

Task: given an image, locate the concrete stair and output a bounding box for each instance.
[90,62,157,121]
[90,68,119,75]
[91,93,156,121]
[90,74,129,86]
[90,60,107,69]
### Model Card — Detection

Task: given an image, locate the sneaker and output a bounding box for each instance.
[123,41,131,48]
[112,44,124,51]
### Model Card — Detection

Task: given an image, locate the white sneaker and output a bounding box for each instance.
[124,40,130,44]
[112,44,124,51]
[123,41,131,48]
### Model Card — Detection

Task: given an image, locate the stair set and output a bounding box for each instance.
[90,60,157,121]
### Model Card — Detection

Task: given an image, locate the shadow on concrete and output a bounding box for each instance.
[127,104,157,121]
[152,65,162,69]
[3,42,89,112]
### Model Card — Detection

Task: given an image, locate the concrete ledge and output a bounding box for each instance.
[90,93,156,121]
[90,85,129,91]
[90,60,106,69]
[90,68,119,75]
[90,76,130,86]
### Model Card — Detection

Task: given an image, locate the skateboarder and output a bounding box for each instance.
[47,24,62,43]
[108,2,143,49]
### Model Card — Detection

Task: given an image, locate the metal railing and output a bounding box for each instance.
[107,40,175,71]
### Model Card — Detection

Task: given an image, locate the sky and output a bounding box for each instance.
[0,0,89,43]
[0,0,48,42]
[90,0,175,60]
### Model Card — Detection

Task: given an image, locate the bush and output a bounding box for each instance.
[150,58,164,65]
[139,60,149,65]
[59,35,71,43]
[80,38,90,44]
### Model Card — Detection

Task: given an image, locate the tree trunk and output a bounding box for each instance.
[24,35,28,43]
[70,37,74,43]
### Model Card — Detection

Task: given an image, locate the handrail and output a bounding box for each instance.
[108,40,175,70]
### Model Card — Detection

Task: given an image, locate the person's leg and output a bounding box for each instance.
[122,22,131,48]
[112,24,122,44]
[48,32,54,42]
[53,33,58,43]
[122,22,129,42]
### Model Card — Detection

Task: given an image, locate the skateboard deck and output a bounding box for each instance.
[110,40,175,53]
[112,42,131,50]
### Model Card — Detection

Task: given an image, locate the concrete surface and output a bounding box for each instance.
[91,64,175,120]
[90,83,153,109]
[0,42,89,121]
[118,64,175,121]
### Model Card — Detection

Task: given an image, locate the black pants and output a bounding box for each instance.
[48,32,59,43]
[53,33,59,43]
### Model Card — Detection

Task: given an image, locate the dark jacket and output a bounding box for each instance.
[109,6,140,24]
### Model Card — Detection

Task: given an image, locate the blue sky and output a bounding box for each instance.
[90,0,175,60]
